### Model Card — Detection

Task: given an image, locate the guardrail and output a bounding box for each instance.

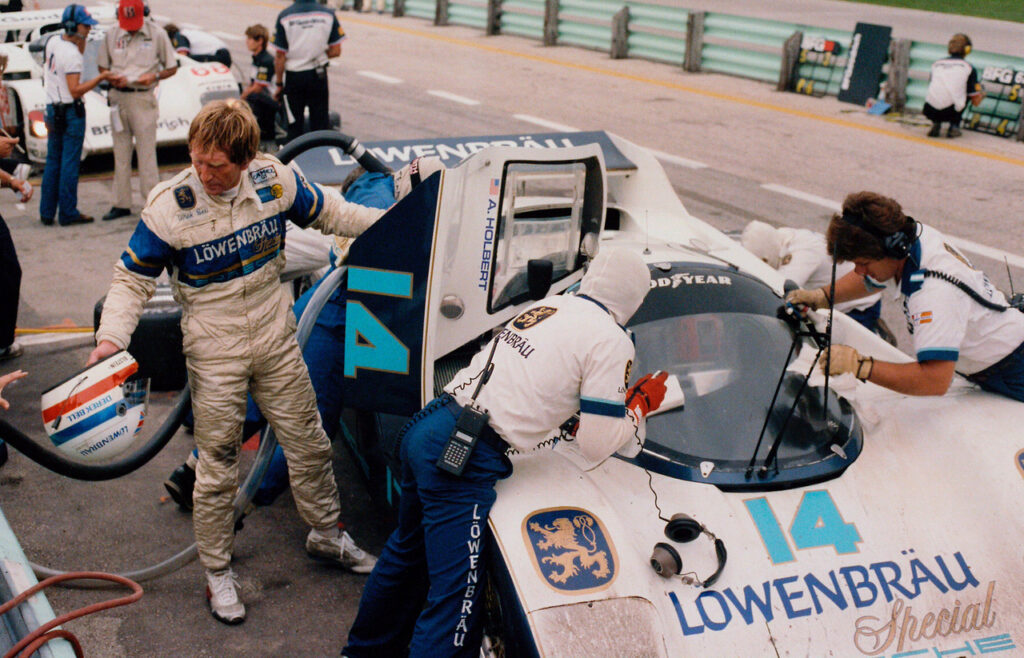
[368,0,1024,141]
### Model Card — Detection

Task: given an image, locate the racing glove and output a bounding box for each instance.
[820,344,874,381]
[785,287,830,311]
[625,371,669,418]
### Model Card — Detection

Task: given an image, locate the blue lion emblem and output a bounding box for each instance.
[524,508,616,592]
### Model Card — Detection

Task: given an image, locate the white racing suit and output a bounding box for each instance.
[96,154,385,570]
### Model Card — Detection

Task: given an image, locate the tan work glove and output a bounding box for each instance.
[820,344,874,380]
[785,287,829,311]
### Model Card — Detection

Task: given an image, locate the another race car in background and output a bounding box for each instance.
[283,130,1024,656]
[0,9,238,166]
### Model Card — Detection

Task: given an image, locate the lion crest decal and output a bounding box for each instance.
[512,306,557,330]
[523,508,617,592]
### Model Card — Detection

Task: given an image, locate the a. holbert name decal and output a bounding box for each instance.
[523,507,617,593]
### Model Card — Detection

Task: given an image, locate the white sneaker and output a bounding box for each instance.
[306,529,378,573]
[205,568,245,624]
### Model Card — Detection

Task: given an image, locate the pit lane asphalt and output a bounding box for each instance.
[4,0,1024,654]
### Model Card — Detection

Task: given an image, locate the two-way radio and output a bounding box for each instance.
[436,336,500,476]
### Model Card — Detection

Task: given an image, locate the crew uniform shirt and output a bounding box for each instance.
[444,294,644,464]
[250,48,276,96]
[272,1,344,72]
[176,29,229,59]
[925,56,977,112]
[96,20,176,91]
[896,224,1024,374]
[43,37,82,104]
[776,227,880,314]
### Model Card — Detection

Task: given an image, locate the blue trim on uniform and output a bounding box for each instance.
[120,221,173,277]
[50,404,120,446]
[174,213,284,288]
[287,169,324,228]
[917,348,959,362]
[580,396,626,418]
[899,238,924,297]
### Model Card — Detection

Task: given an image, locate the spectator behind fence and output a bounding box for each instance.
[923,33,984,138]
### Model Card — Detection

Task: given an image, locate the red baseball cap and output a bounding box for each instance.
[118,0,145,31]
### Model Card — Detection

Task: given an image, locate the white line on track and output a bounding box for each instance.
[760,183,1024,269]
[512,114,580,132]
[357,70,403,84]
[427,90,480,106]
[646,148,708,170]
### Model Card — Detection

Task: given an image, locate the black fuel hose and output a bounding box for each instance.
[276,130,390,174]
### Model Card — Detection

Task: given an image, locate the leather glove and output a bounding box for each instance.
[626,371,669,417]
[820,344,874,380]
[785,287,829,311]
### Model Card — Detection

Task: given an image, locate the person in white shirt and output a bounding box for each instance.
[741,220,885,334]
[923,33,984,138]
[787,191,1024,401]
[164,24,232,68]
[39,4,112,226]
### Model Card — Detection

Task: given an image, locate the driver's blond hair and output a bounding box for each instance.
[188,99,260,165]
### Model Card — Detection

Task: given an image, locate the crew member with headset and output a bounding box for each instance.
[787,191,1024,401]
[923,33,984,138]
[272,0,344,142]
[342,248,669,657]
[39,4,112,226]
[96,0,177,222]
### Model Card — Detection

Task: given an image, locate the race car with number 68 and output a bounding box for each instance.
[0,8,238,166]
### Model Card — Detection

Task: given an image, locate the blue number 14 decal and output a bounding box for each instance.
[344,267,412,378]
[744,491,862,564]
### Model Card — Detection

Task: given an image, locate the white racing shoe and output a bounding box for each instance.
[205,568,245,625]
[306,528,378,573]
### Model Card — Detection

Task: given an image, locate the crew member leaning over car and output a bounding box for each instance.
[788,191,1024,401]
[89,99,386,624]
[342,248,669,658]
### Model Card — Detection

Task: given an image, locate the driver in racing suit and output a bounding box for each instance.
[342,248,669,657]
[89,100,385,624]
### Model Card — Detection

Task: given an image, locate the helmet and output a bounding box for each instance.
[40,352,150,462]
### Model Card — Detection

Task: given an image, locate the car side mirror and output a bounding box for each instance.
[527,259,553,301]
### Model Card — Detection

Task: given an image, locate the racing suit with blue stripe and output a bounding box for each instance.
[95,155,385,570]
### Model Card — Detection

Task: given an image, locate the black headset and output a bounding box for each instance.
[838,210,919,260]
[62,4,81,34]
[649,514,727,588]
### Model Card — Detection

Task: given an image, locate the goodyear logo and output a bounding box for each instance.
[523,508,616,593]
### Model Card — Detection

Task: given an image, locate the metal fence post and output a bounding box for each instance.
[777,30,802,91]
[683,11,705,72]
[436,0,449,25]
[486,0,502,35]
[610,6,629,59]
[885,38,911,112]
[392,0,405,17]
[543,0,558,46]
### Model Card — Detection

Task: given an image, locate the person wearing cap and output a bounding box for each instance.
[272,0,344,142]
[924,33,984,138]
[96,0,176,222]
[342,248,668,657]
[39,4,112,227]
[787,191,1024,401]
[740,220,885,334]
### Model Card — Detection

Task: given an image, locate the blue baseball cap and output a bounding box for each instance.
[62,4,99,28]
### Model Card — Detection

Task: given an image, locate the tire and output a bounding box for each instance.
[94,284,187,391]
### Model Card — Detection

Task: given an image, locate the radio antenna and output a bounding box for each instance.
[1005,257,1016,298]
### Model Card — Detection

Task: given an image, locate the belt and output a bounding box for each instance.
[441,395,510,454]
[113,87,152,93]
[967,340,1024,383]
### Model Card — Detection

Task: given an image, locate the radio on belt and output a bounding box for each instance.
[437,403,490,476]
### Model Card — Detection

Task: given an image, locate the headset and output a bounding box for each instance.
[649,513,728,588]
[61,4,81,34]
[838,210,919,260]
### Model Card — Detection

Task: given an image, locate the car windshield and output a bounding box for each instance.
[625,263,861,491]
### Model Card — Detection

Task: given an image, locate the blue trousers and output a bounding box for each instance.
[846,300,881,332]
[39,104,86,224]
[344,397,512,657]
[967,341,1024,402]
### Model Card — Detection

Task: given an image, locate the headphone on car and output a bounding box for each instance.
[62,4,81,34]
[649,513,727,588]
[838,210,919,260]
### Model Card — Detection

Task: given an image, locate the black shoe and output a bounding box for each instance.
[947,125,962,138]
[40,216,54,226]
[60,214,94,226]
[164,463,196,511]
[927,123,941,137]
[102,207,131,221]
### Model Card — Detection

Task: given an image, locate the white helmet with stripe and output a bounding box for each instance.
[40,351,150,462]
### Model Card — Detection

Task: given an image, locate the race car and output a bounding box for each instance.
[285,130,1024,656]
[0,11,238,166]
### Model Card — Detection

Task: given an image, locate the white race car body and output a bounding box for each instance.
[292,130,1024,657]
[0,18,237,164]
